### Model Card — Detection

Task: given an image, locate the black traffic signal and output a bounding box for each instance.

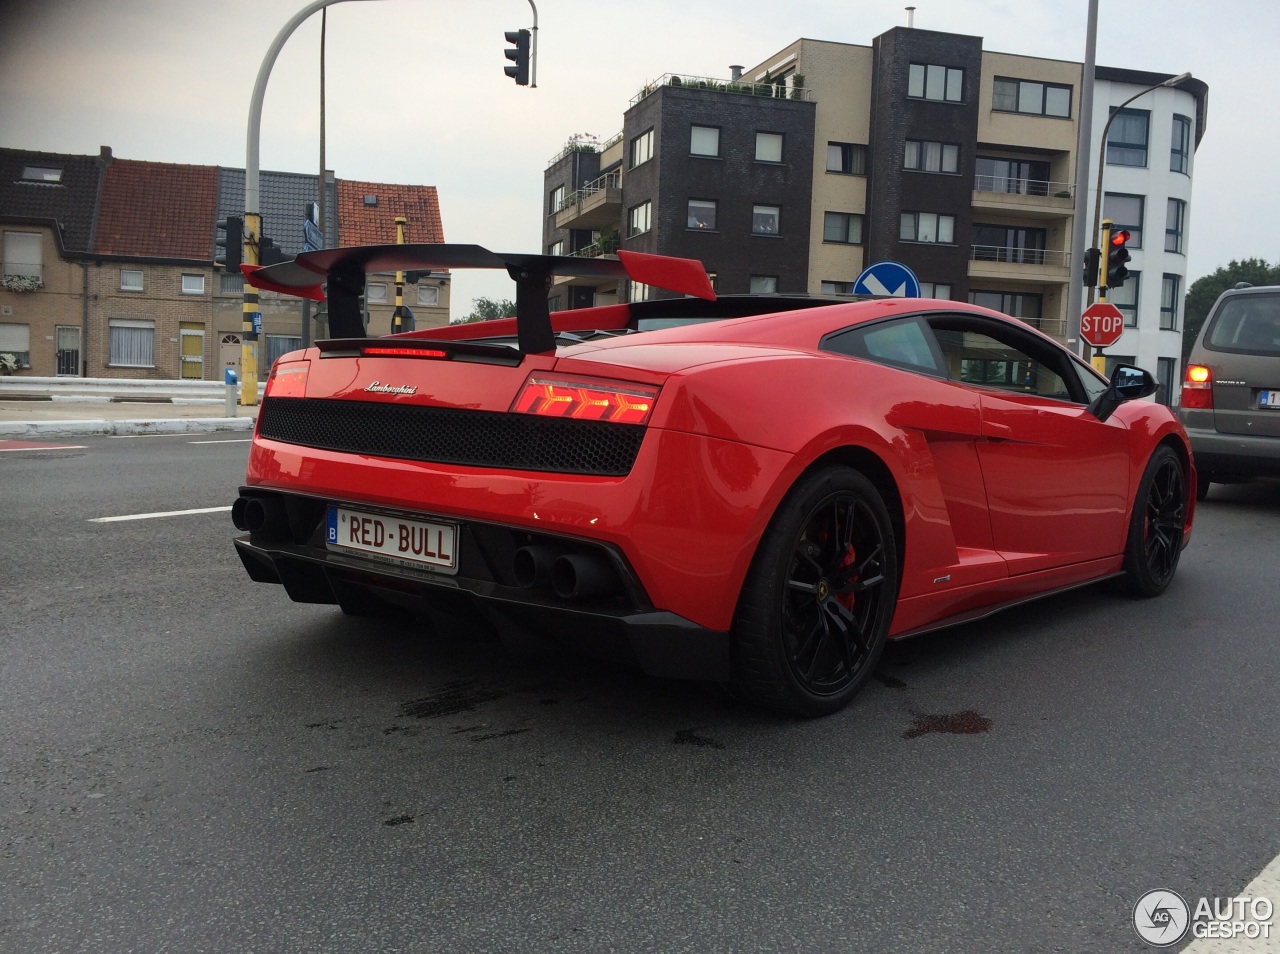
[1106,229,1132,289]
[1083,247,1101,288]
[259,235,288,266]
[215,215,243,272]
[504,29,530,85]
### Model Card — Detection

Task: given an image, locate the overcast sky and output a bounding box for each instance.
[1,0,1274,316]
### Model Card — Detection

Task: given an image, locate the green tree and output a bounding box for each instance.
[454,297,516,324]
[1183,258,1280,359]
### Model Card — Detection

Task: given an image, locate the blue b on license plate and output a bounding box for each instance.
[1261,390,1280,408]
[326,506,458,574]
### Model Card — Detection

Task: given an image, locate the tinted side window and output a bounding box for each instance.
[930,317,1078,402]
[823,318,941,374]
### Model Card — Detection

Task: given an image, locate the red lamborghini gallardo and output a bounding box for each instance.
[232,245,1194,716]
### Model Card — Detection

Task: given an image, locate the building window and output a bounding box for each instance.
[690,125,720,157]
[752,205,780,235]
[1157,356,1176,406]
[1166,198,1186,253]
[992,77,1072,117]
[0,322,31,367]
[1171,114,1192,174]
[904,140,959,174]
[548,240,564,257]
[548,295,562,313]
[550,185,565,213]
[920,282,952,299]
[975,157,1051,195]
[687,199,717,230]
[120,269,144,292]
[1103,193,1145,248]
[629,281,650,302]
[629,201,652,236]
[1107,108,1149,167]
[826,142,867,175]
[750,275,778,294]
[631,128,654,167]
[756,132,783,162]
[220,273,244,294]
[900,212,955,244]
[181,274,205,295]
[264,334,302,369]
[21,166,62,183]
[2,231,43,281]
[1109,272,1141,327]
[416,285,439,306]
[108,318,155,367]
[908,63,963,102]
[973,225,1047,264]
[366,282,388,304]
[1161,274,1181,330]
[968,290,1044,324]
[823,212,863,244]
[820,281,856,296]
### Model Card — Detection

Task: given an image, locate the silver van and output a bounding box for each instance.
[1180,284,1280,498]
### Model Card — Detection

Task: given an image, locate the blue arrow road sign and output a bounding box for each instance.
[853,261,922,298]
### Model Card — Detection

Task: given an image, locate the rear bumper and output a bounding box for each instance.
[233,518,730,683]
[1183,425,1280,478]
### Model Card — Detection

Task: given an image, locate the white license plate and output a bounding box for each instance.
[1260,390,1280,408]
[326,506,458,574]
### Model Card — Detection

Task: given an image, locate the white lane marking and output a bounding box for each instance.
[89,506,232,523]
[0,445,87,452]
[1181,851,1280,952]
[107,433,193,439]
[188,438,252,444]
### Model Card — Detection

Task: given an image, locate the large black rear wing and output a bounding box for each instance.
[242,244,715,355]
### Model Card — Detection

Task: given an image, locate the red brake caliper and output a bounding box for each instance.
[837,544,857,611]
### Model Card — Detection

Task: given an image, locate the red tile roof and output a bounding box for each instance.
[337,179,444,246]
[94,159,218,259]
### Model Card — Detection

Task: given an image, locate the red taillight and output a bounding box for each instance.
[1182,364,1212,409]
[511,374,659,425]
[361,346,449,359]
[265,360,309,399]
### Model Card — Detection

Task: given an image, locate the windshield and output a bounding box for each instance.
[1206,294,1280,355]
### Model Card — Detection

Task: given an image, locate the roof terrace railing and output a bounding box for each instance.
[631,73,813,107]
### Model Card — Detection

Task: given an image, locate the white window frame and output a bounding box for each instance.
[3,231,43,281]
[416,285,440,307]
[631,129,654,167]
[0,321,32,367]
[181,274,206,295]
[120,269,144,292]
[820,281,856,296]
[365,282,388,304]
[629,201,652,237]
[752,205,780,235]
[749,275,778,294]
[687,199,717,230]
[108,318,155,368]
[21,166,62,183]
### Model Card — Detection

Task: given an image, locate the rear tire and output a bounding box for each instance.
[1121,445,1188,597]
[731,466,899,717]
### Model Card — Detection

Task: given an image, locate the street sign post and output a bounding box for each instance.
[1081,302,1124,349]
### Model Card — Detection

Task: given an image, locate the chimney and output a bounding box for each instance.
[905,6,916,27]
[730,65,743,81]
[99,145,113,160]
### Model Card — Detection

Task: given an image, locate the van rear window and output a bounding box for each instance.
[1207,295,1280,355]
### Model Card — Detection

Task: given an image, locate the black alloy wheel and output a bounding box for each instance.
[733,466,899,717]
[1122,445,1187,597]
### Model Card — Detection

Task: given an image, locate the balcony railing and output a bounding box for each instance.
[974,176,1075,200]
[971,246,1071,268]
[631,73,813,107]
[557,172,622,213]
[565,235,621,258]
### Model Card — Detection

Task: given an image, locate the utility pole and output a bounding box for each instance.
[1066,0,1097,357]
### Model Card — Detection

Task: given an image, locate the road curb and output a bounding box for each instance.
[0,417,255,439]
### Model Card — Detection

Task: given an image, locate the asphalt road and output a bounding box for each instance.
[2,433,1277,953]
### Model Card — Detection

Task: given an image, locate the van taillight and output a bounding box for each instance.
[1182,364,1212,409]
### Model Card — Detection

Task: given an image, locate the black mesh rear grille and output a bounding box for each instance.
[258,398,645,476]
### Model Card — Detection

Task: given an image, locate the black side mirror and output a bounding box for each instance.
[1090,363,1159,422]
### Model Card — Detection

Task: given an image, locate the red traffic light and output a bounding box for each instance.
[1110,229,1131,247]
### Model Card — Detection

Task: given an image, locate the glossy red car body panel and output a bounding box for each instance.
[238,294,1194,660]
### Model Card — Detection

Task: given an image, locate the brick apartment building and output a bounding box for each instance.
[542,26,1208,403]
[0,146,449,380]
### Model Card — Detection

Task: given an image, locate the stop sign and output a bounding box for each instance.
[1081,302,1125,348]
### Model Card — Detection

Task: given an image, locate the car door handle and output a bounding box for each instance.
[982,421,1013,440]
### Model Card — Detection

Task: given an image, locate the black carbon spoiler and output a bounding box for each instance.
[241,243,716,354]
